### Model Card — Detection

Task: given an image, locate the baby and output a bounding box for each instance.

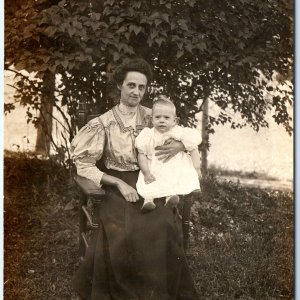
[135,95,202,213]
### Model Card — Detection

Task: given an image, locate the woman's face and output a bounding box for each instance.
[120,71,147,107]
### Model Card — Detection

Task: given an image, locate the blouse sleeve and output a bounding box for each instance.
[135,127,152,155]
[170,125,202,152]
[70,117,105,187]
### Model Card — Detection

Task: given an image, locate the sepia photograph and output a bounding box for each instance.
[4,0,294,299]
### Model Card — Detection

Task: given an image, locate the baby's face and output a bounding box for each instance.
[152,104,177,133]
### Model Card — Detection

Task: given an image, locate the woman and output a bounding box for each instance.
[71,58,199,300]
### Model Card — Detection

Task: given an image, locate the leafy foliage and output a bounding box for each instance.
[5,0,293,150]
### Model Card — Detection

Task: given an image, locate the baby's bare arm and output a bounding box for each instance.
[137,153,156,183]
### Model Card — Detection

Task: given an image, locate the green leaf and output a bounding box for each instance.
[154,19,162,26]
[129,25,142,36]
[150,12,160,19]
[185,0,196,7]
[150,29,159,39]
[44,26,57,37]
[197,42,207,51]
[105,0,115,6]
[47,64,56,74]
[85,48,93,54]
[178,19,189,31]
[132,1,142,9]
[4,103,16,114]
[124,32,131,40]
[238,42,245,49]
[64,200,75,210]
[161,13,170,23]
[115,16,124,24]
[91,22,100,31]
[68,27,76,37]
[41,55,50,63]
[113,51,120,62]
[176,50,184,58]
[61,60,69,69]
[117,26,127,34]
[109,16,116,24]
[91,13,101,21]
[155,37,164,47]
[58,0,66,8]
[185,43,193,53]
[147,36,154,47]
[223,61,229,68]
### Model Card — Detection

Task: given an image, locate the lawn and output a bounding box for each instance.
[4,153,294,300]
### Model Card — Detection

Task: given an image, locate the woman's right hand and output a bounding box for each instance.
[116,180,139,203]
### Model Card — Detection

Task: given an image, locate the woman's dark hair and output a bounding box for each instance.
[112,58,153,86]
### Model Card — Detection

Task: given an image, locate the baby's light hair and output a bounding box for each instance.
[152,94,177,115]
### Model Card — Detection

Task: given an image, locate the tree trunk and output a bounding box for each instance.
[35,71,55,156]
[201,98,209,175]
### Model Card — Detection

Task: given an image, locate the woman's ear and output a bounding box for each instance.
[117,85,121,90]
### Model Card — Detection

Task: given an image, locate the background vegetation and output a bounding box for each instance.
[5,0,293,156]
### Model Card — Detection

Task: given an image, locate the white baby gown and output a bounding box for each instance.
[135,125,201,199]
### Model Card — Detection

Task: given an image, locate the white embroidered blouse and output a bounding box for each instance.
[70,105,152,186]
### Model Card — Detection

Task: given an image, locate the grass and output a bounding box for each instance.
[188,175,293,299]
[4,152,294,299]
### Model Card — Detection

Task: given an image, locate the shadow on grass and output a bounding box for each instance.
[4,153,294,299]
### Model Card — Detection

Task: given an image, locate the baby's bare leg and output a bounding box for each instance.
[165,195,180,208]
[141,198,156,213]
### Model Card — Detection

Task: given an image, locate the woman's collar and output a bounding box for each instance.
[112,104,145,133]
[118,102,138,115]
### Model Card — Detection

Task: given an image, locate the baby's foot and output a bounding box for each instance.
[141,202,156,213]
[165,195,180,208]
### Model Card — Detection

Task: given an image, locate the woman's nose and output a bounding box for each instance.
[132,87,139,94]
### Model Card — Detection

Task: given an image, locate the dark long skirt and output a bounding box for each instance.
[72,169,199,300]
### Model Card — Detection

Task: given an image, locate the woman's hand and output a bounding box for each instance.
[154,139,185,162]
[116,180,139,203]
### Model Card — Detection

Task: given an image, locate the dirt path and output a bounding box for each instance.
[218,175,293,192]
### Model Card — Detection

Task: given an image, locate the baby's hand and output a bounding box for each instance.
[144,172,156,184]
